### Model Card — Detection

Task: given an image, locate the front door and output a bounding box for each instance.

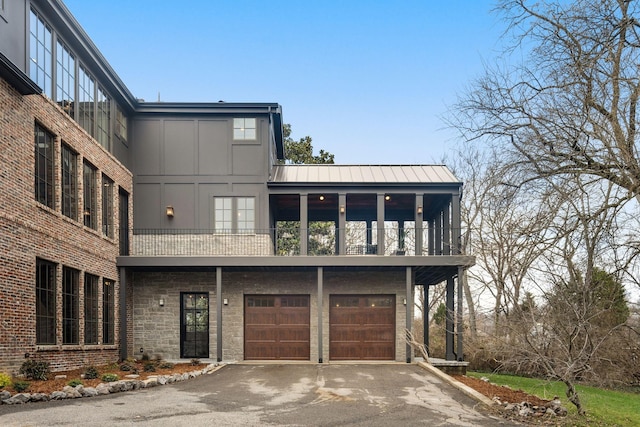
[180,292,209,358]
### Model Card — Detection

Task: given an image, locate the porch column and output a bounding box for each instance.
[443,203,451,255]
[338,193,346,255]
[423,284,429,356]
[457,266,464,361]
[377,193,385,255]
[317,267,324,363]
[445,275,455,361]
[300,194,308,255]
[451,191,461,255]
[415,194,423,256]
[216,267,222,362]
[428,219,435,255]
[366,220,373,250]
[406,267,412,363]
[398,220,405,252]
[118,267,127,361]
[435,212,443,255]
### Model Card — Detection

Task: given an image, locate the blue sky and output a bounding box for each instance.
[62,0,504,164]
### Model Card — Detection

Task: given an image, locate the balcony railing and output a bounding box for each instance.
[131,227,466,257]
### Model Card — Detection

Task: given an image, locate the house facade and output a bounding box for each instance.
[0,0,473,374]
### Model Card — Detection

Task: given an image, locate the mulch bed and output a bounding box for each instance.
[452,374,551,406]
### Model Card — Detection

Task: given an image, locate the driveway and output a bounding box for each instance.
[0,363,517,426]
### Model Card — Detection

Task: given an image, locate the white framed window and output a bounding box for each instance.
[233,118,256,140]
[214,197,255,232]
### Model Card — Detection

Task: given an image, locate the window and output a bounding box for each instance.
[29,9,52,97]
[115,104,128,143]
[35,123,55,208]
[96,87,110,149]
[214,197,255,232]
[78,66,95,136]
[119,189,130,255]
[61,144,78,220]
[62,267,79,344]
[233,118,256,140]
[56,41,75,116]
[102,279,115,345]
[36,259,56,345]
[102,174,114,237]
[83,161,97,229]
[84,274,99,345]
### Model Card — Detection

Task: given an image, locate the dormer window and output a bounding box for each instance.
[233,118,256,140]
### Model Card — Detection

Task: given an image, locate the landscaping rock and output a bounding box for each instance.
[96,383,111,395]
[0,390,11,400]
[62,386,82,398]
[3,393,31,404]
[30,393,49,402]
[81,387,98,397]
[50,391,67,400]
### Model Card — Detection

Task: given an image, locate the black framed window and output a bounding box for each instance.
[36,259,56,345]
[29,9,52,97]
[84,274,99,345]
[62,266,79,345]
[83,161,97,229]
[119,188,130,255]
[102,279,115,344]
[78,65,95,135]
[96,87,110,149]
[102,174,114,237]
[55,41,75,116]
[115,104,128,144]
[61,144,78,220]
[35,123,55,208]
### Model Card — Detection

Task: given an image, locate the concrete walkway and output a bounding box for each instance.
[0,363,518,426]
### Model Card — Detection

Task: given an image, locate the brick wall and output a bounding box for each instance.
[0,78,133,374]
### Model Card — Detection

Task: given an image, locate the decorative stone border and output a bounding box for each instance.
[0,363,223,405]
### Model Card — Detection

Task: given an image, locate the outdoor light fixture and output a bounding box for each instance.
[340,205,345,214]
[319,195,325,201]
[166,205,174,217]
[159,298,165,307]
[403,298,407,305]
[223,298,229,305]
[417,206,423,214]
[385,194,391,201]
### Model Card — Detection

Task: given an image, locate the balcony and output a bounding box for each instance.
[131,225,465,257]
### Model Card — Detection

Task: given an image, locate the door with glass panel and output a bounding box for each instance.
[180,293,209,358]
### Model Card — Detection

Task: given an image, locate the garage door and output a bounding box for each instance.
[245,295,310,360]
[330,295,395,360]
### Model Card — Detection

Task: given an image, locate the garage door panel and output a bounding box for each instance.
[245,295,310,361]
[330,295,395,361]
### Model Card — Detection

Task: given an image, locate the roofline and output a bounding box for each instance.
[133,102,282,115]
[267,182,463,189]
[0,51,41,95]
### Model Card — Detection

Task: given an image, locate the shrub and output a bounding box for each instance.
[190,358,201,366]
[83,366,99,380]
[119,361,139,374]
[158,361,174,369]
[143,363,156,372]
[67,379,83,387]
[0,372,12,389]
[12,380,30,392]
[141,353,150,361]
[19,359,50,380]
[101,373,118,382]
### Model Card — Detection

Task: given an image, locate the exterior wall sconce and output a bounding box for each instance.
[223,298,229,305]
[384,194,391,201]
[166,205,174,218]
[417,206,423,214]
[319,195,325,201]
[159,298,165,307]
[339,205,345,214]
[403,298,407,305]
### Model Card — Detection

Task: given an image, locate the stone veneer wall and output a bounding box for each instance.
[0,79,133,374]
[130,268,409,363]
[132,233,274,256]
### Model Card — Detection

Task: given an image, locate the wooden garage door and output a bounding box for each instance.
[330,295,395,360]
[244,295,310,360]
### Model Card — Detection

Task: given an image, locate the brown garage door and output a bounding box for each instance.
[330,295,395,360]
[244,295,310,360]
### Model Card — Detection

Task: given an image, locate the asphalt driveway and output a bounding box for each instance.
[0,363,518,426]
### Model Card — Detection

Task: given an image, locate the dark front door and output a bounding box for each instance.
[244,295,310,360]
[180,293,209,358]
[330,295,395,360]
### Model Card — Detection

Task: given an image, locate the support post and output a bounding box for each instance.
[318,267,324,363]
[377,193,385,255]
[338,193,346,255]
[415,194,423,256]
[406,267,412,363]
[445,275,455,361]
[451,190,461,254]
[457,266,464,361]
[300,194,308,255]
[423,284,429,356]
[443,203,451,255]
[118,267,127,361]
[216,267,222,362]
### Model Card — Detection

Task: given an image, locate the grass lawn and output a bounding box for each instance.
[468,371,640,427]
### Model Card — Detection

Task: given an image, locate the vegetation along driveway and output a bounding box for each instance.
[0,364,518,426]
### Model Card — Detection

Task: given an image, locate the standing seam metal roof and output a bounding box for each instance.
[269,165,461,184]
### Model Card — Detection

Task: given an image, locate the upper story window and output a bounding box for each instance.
[29,9,52,97]
[83,161,98,230]
[233,118,256,140]
[102,174,114,238]
[78,66,95,136]
[61,144,78,220]
[214,197,255,232]
[35,122,55,209]
[96,87,110,150]
[115,104,128,143]
[56,41,75,116]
